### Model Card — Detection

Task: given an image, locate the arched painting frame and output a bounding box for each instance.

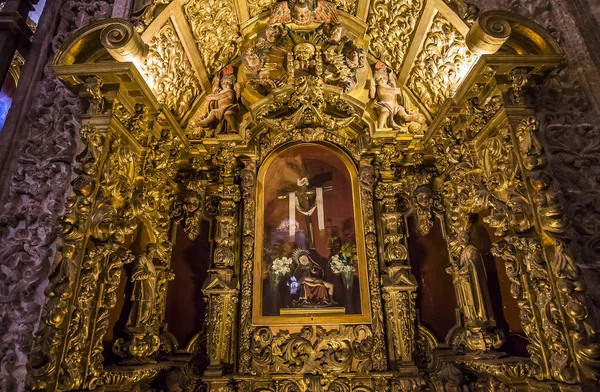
[252,142,371,325]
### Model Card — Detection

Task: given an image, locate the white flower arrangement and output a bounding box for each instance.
[329,254,355,275]
[270,257,293,275]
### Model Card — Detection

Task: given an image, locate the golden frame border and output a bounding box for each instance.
[252,141,372,326]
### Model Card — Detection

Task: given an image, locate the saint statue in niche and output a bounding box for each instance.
[259,144,362,318]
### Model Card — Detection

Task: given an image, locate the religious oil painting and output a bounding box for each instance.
[253,143,371,325]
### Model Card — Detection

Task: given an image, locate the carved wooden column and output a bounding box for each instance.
[358,157,388,370]
[374,146,418,372]
[238,159,256,374]
[202,143,240,380]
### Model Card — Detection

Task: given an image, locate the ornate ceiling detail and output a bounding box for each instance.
[143,21,202,118]
[184,0,241,75]
[407,13,476,114]
[367,0,424,72]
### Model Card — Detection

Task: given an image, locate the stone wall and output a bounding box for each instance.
[0,1,114,390]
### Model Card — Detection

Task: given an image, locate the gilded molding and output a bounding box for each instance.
[238,161,257,374]
[358,160,388,370]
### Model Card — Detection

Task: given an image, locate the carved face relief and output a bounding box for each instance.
[414,185,433,208]
[265,25,284,45]
[242,47,264,75]
[241,170,254,191]
[294,43,315,61]
[183,192,201,213]
[292,3,312,24]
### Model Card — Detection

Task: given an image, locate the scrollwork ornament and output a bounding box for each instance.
[358,159,387,370]
[250,325,375,374]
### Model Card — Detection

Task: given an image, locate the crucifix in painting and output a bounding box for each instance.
[277,173,333,249]
[254,143,370,322]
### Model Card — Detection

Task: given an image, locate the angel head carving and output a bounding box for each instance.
[242,46,266,76]
[269,0,339,26]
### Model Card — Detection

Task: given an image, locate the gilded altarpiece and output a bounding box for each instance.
[16,1,600,392]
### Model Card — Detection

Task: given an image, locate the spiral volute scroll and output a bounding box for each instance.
[100,20,148,62]
[466,12,511,55]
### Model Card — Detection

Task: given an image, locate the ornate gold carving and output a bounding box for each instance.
[358,159,388,370]
[268,0,339,25]
[100,364,168,388]
[250,325,376,374]
[27,70,184,388]
[184,0,241,75]
[367,0,423,72]
[465,12,511,54]
[408,14,476,113]
[382,288,416,363]
[143,22,201,118]
[514,117,600,382]
[239,161,257,374]
[179,179,208,240]
[131,0,172,32]
[445,0,479,25]
[100,20,148,63]
[203,143,241,374]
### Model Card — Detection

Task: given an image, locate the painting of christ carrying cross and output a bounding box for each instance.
[253,143,371,324]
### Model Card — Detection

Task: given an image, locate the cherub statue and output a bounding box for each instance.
[319,23,347,46]
[319,24,366,92]
[370,62,421,129]
[269,0,339,25]
[195,65,240,134]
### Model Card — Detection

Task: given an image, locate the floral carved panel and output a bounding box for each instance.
[183,0,241,75]
[407,13,476,114]
[143,21,201,118]
[367,0,424,72]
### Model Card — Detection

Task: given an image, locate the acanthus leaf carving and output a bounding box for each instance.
[184,0,241,75]
[143,22,201,118]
